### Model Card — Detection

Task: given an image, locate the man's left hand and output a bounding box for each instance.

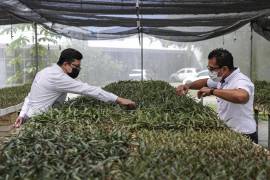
[197,87,212,99]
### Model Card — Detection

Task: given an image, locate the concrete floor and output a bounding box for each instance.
[258,120,269,148]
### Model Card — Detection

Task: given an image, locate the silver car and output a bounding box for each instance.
[169,68,197,82]
[183,69,209,84]
[129,69,149,80]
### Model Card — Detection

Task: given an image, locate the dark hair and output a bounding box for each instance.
[57,48,83,65]
[208,48,234,70]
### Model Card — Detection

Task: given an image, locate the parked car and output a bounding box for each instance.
[183,69,209,84]
[129,69,150,80]
[169,68,197,82]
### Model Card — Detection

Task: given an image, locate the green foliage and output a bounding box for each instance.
[6,36,29,53]
[123,130,270,180]
[0,84,31,109]
[0,123,131,179]
[254,80,270,112]
[0,81,269,179]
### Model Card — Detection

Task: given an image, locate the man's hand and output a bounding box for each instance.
[116,97,136,110]
[197,87,212,99]
[176,84,189,96]
[13,116,24,128]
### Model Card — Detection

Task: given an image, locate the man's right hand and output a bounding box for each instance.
[13,116,24,128]
[176,84,190,96]
[116,97,136,110]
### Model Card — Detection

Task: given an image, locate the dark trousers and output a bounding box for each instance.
[243,132,258,144]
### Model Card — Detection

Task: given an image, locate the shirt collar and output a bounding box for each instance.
[53,63,65,73]
[223,67,240,84]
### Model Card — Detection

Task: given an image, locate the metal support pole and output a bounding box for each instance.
[23,58,25,84]
[34,23,39,75]
[136,0,144,81]
[250,23,254,81]
[140,30,143,81]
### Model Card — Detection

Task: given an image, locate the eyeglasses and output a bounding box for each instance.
[71,63,81,70]
[206,65,220,71]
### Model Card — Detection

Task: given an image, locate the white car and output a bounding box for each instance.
[169,68,197,82]
[129,69,148,80]
[183,69,209,84]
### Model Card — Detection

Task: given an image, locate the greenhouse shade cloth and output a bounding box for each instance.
[1,0,270,42]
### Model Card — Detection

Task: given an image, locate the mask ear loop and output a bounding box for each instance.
[219,66,228,83]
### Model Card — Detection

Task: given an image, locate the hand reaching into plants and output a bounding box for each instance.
[116,97,136,110]
[176,84,189,96]
[13,116,25,128]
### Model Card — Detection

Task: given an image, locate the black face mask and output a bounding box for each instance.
[68,67,80,79]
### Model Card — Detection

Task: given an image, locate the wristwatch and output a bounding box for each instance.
[210,88,215,95]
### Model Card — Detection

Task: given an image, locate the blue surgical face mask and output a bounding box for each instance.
[208,70,222,82]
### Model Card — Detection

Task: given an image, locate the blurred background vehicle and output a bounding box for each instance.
[169,68,197,82]
[183,69,209,84]
[128,69,153,80]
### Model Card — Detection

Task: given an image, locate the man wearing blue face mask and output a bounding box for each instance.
[176,48,257,143]
[14,48,136,128]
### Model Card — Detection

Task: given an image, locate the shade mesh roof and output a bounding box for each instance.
[1,0,270,42]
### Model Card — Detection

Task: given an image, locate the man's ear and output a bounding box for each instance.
[222,66,229,72]
[62,61,69,67]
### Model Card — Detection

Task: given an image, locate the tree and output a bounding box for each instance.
[0,23,61,85]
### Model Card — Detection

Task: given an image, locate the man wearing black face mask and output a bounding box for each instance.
[176,48,257,143]
[67,63,80,79]
[14,48,136,128]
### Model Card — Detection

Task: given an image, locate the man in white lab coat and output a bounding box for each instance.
[14,48,136,128]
